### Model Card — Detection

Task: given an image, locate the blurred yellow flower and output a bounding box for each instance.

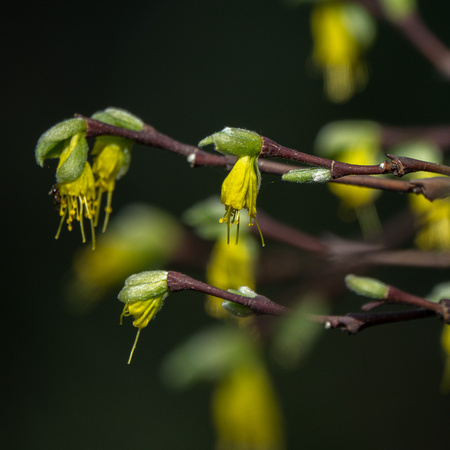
[206,234,258,319]
[328,145,381,210]
[212,363,285,450]
[440,325,450,394]
[408,176,450,251]
[311,2,374,102]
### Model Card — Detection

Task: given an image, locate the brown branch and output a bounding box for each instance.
[351,0,450,78]
[261,137,387,178]
[166,271,289,316]
[385,154,450,177]
[261,136,450,179]
[312,279,450,334]
[78,115,448,199]
[312,309,437,334]
[393,11,450,79]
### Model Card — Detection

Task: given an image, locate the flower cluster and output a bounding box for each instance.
[35,108,143,248]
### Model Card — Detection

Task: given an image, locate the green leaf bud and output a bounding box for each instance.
[345,274,389,299]
[35,117,86,167]
[199,127,263,157]
[55,133,89,184]
[282,167,331,184]
[380,0,416,21]
[91,107,144,131]
[118,270,169,304]
[222,286,257,317]
[222,301,254,318]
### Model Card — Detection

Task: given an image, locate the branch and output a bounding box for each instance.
[393,11,450,79]
[261,136,450,179]
[166,271,289,316]
[352,0,450,79]
[79,116,449,200]
[255,210,450,269]
[312,309,436,334]
[312,281,450,334]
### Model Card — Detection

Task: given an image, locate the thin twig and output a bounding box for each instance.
[312,309,437,334]
[166,271,289,316]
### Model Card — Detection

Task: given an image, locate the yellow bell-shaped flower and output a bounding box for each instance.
[220,155,264,245]
[409,174,450,251]
[311,2,375,102]
[212,363,285,450]
[206,233,258,319]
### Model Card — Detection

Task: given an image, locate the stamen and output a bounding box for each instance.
[235,210,240,245]
[78,197,87,243]
[128,329,141,364]
[94,187,103,227]
[55,209,67,240]
[102,190,113,233]
[254,215,265,247]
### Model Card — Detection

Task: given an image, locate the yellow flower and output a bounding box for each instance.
[91,137,131,232]
[440,325,450,394]
[220,155,264,245]
[206,234,258,319]
[328,144,382,210]
[409,177,450,251]
[118,270,169,363]
[55,134,97,248]
[212,363,285,450]
[311,2,374,102]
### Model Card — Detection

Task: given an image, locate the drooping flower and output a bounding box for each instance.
[91,137,131,232]
[118,270,170,363]
[90,107,143,232]
[314,120,383,237]
[327,144,382,210]
[220,154,263,245]
[35,118,97,244]
[310,1,375,102]
[206,233,258,319]
[212,363,285,450]
[56,160,97,248]
[440,325,450,394]
[397,141,450,251]
[409,177,450,251]
[199,127,264,245]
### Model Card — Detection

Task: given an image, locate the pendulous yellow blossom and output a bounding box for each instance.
[212,363,285,450]
[198,127,264,245]
[206,234,258,319]
[91,137,131,232]
[220,155,264,245]
[55,134,97,248]
[440,325,450,394]
[118,270,170,363]
[328,145,382,211]
[409,176,450,251]
[311,2,374,103]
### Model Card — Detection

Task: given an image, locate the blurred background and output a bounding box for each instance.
[4,0,450,448]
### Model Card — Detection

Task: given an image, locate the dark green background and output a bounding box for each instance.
[4,0,450,448]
